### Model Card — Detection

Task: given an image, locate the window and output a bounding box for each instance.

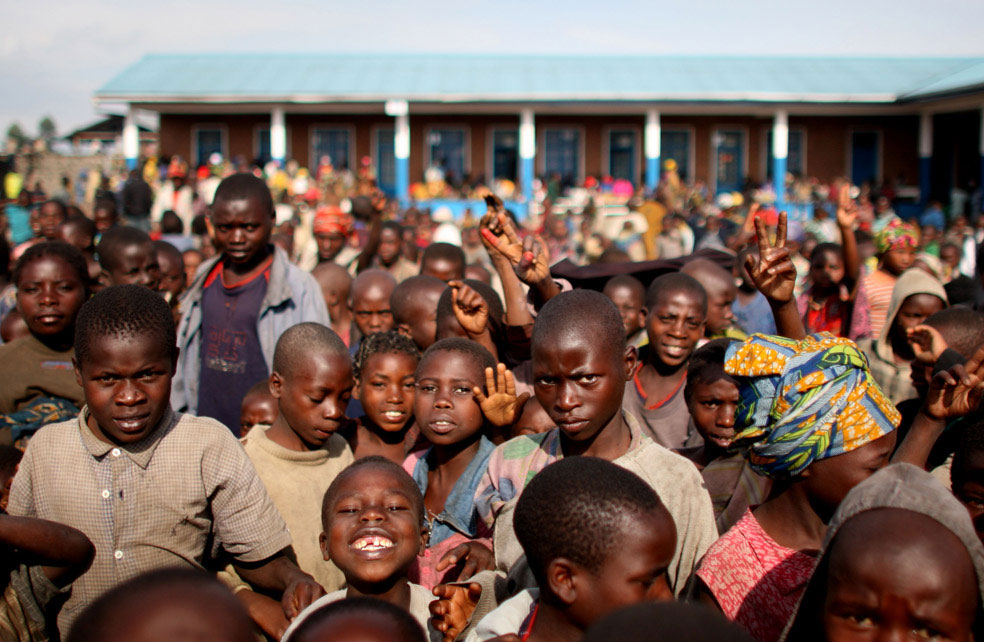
[427,128,468,184]
[255,127,271,165]
[660,130,691,181]
[193,127,225,167]
[375,127,396,195]
[543,128,581,187]
[608,129,638,183]
[766,129,805,178]
[491,129,519,181]
[713,129,746,194]
[850,131,880,186]
[311,128,352,171]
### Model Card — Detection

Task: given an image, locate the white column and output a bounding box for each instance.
[271,106,286,165]
[773,109,789,213]
[122,104,139,170]
[386,100,410,202]
[920,111,933,204]
[644,109,661,191]
[519,108,535,206]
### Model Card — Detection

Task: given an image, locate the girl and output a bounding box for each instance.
[344,331,420,463]
[0,241,89,438]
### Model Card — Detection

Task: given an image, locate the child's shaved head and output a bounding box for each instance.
[646,272,708,316]
[74,285,176,367]
[321,456,424,529]
[532,289,626,365]
[286,596,426,642]
[272,323,348,378]
[311,261,352,304]
[211,173,274,215]
[391,275,446,324]
[926,308,984,358]
[96,227,153,273]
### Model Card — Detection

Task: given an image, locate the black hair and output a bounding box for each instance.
[12,240,90,289]
[244,379,274,399]
[684,338,739,404]
[0,234,10,281]
[854,229,874,246]
[285,596,426,642]
[93,197,117,216]
[353,330,421,380]
[191,214,209,236]
[645,272,708,317]
[74,285,176,367]
[321,456,424,529]
[95,226,152,272]
[211,173,274,216]
[941,241,963,258]
[272,322,349,377]
[810,242,844,266]
[421,242,466,279]
[390,275,447,325]
[419,337,495,379]
[40,199,67,218]
[532,289,625,366]
[952,420,984,486]
[0,444,23,479]
[160,210,184,235]
[603,274,646,301]
[583,602,754,642]
[925,307,984,359]
[63,215,97,243]
[67,568,251,642]
[514,457,671,604]
[152,239,183,264]
[381,220,404,236]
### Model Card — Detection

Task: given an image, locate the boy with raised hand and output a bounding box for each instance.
[7,285,324,636]
[172,173,329,434]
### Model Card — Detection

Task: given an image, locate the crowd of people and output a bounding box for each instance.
[2,153,984,642]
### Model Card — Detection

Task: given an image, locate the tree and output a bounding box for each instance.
[6,122,29,147]
[38,116,56,142]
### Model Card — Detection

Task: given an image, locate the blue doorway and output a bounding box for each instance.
[714,129,745,194]
[851,131,880,186]
[608,129,637,183]
[375,127,396,196]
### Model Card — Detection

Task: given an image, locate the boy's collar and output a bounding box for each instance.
[77,405,176,469]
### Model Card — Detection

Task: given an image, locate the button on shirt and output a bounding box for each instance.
[7,406,292,634]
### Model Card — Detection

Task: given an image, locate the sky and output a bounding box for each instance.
[4,0,984,137]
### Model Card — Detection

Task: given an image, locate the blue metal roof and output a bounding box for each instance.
[96,54,984,103]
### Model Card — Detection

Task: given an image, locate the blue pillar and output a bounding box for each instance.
[123,106,139,171]
[394,109,410,207]
[773,155,787,214]
[644,109,660,193]
[919,112,933,205]
[519,109,535,213]
[521,157,534,206]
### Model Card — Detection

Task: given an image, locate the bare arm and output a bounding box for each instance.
[0,514,94,587]
[234,552,325,620]
[836,184,861,285]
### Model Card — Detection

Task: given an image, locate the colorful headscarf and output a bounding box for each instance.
[313,205,352,236]
[874,217,920,254]
[724,333,900,479]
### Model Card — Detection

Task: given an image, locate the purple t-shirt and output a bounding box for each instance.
[197,263,270,435]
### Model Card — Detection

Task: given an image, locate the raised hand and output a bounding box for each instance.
[450,280,489,337]
[907,324,948,364]
[923,343,984,421]
[744,212,797,304]
[430,582,483,642]
[436,541,495,581]
[514,234,552,287]
[836,182,857,229]
[473,363,531,428]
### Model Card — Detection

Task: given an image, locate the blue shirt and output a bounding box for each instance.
[732,291,777,336]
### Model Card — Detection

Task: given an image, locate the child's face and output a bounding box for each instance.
[604,285,647,338]
[421,257,460,283]
[532,324,635,443]
[567,510,675,629]
[157,251,185,301]
[16,256,86,340]
[894,294,945,337]
[941,245,962,270]
[321,466,425,589]
[703,281,737,337]
[646,290,705,368]
[93,207,117,233]
[105,241,162,290]
[315,231,347,262]
[182,251,202,285]
[801,431,897,519]
[952,452,984,544]
[512,396,554,439]
[881,246,916,275]
[271,353,352,449]
[38,202,65,240]
[356,352,417,434]
[378,228,402,264]
[822,509,977,642]
[240,391,278,435]
[292,613,412,642]
[76,332,176,446]
[209,196,273,266]
[685,378,739,450]
[810,250,845,290]
[414,351,485,447]
[60,223,93,252]
[351,287,395,337]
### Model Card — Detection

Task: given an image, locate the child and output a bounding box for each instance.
[863,217,919,337]
[391,274,448,351]
[91,199,119,235]
[153,240,186,306]
[358,221,418,283]
[784,464,984,641]
[602,274,648,350]
[681,340,740,469]
[349,269,398,351]
[859,268,947,405]
[950,420,984,544]
[281,457,437,640]
[236,323,354,627]
[66,568,255,642]
[173,173,329,433]
[311,261,354,346]
[405,338,515,589]
[420,243,466,283]
[1,513,94,642]
[466,457,676,641]
[622,272,707,450]
[182,248,203,286]
[286,597,427,642]
[239,379,278,435]
[345,331,420,462]
[474,289,716,594]
[8,285,323,633]
[682,259,743,340]
[95,226,161,290]
[797,242,871,339]
[695,333,901,642]
[59,215,101,285]
[0,242,89,439]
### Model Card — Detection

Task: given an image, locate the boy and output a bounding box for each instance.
[466,457,677,641]
[239,380,278,435]
[682,258,743,340]
[282,457,436,640]
[286,597,426,642]
[391,275,448,351]
[172,173,329,433]
[311,261,354,347]
[349,269,397,349]
[474,290,716,594]
[622,273,707,450]
[66,568,255,642]
[602,275,648,350]
[863,217,918,337]
[7,285,324,634]
[420,243,466,283]
[182,248,203,287]
[153,240,186,319]
[95,227,161,290]
[951,420,984,544]
[59,215,101,284]
[358,221,418,283]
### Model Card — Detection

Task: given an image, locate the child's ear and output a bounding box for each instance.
[546,558,578,607]
[269,372,284,400]
[623,345,638,381]
[73,358,84,388]
[318,531,330,561]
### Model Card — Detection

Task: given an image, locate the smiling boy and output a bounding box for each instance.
[171,173,329,434]
[7,285,323,635]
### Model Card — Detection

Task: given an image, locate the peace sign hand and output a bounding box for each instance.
[744,212,797,304]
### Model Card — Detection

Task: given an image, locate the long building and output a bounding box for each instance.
[95,54,984,211]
